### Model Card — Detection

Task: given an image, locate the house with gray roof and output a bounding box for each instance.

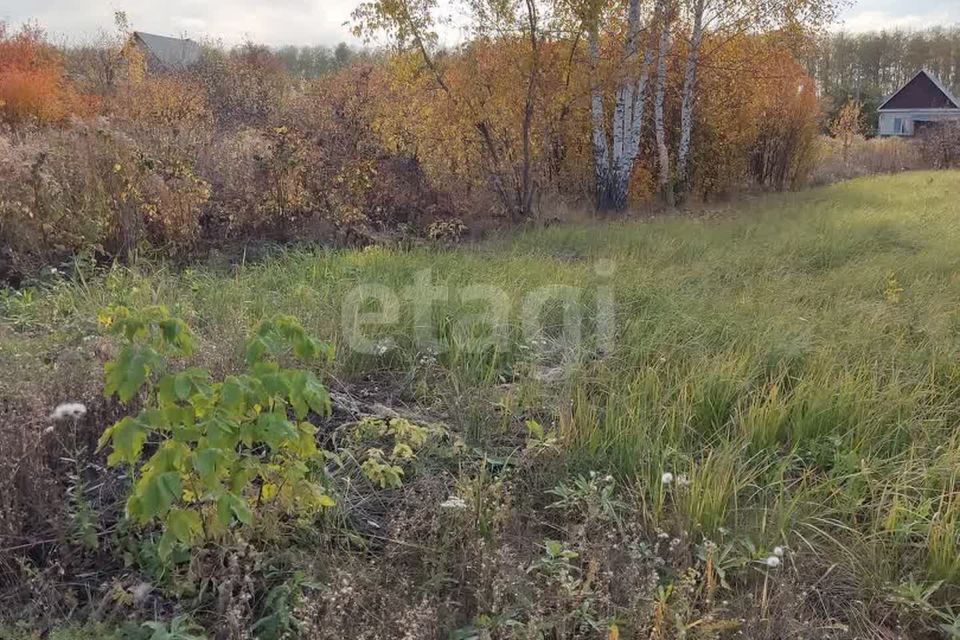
[129,31,202,72]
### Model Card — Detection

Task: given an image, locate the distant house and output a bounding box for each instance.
[128,31,202,72]
[877,70,960,136]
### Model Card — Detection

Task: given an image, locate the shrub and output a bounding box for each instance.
[917,122,960,169]
[808,134,923,185]
[0,22,96,126]
[96,306,336,559]
[0,115,216,281]
[195,43,290,128]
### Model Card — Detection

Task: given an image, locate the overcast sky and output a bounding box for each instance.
[2,0,958,47]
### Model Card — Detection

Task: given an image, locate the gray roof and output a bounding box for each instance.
[133,31,202,69]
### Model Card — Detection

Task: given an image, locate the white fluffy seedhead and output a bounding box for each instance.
[50,402,87,421]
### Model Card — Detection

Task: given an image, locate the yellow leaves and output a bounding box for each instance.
[306,486,336,509]
[884,272,904,303]
[113,75,210,128]
[261,482,279,501]
[392,442,415,460]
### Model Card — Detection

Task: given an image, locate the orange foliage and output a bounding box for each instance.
[0,22,96,125]
[371,31,820,209]
[682,33,821,194]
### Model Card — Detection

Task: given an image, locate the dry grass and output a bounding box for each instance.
[808,134,924,185]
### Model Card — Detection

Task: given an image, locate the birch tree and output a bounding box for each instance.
[652,0,675,206]
[675,0,704,193]
[673,0,840,201]
[581,0,657,211]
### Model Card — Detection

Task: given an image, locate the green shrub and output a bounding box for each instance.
[97,306,336,559]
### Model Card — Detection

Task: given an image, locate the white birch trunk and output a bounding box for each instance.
[676,0,705,193]
[589,24,612,209]
[653,0,675,206]
[610,0,655,209]
[611,0,641,170]
[590,0,656,211]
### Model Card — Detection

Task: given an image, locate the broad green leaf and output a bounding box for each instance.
[159,318,195,355]
[228,459,259,494]
[192,447,222,487]
[245,336,268,365]
[174,374,193,401]
[302,372,331,417]
[132,471,181,521]
[104,345,160,402]
[157,375,178,406]
[220,376,246,412]
[157,528,178,561]
[146,439,190,473]
[166,508,202,544]
[105,416,149,466]
[255,411,298,449]
[206,415,240,450]
[286,370,309,419]
[217,492,253,526]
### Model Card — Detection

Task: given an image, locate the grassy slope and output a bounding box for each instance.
[4,170,960,630]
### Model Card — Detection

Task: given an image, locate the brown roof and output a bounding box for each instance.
[879,70,959,110]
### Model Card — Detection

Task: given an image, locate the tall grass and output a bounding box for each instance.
[4,170,960,618]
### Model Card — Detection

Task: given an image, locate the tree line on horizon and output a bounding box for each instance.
[805,26,960,133]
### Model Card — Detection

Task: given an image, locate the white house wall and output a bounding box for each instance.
[878,109,960,136]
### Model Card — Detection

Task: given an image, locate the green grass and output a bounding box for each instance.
[5,170,960,622]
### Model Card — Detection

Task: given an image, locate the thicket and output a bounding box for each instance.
[0,17,824,284]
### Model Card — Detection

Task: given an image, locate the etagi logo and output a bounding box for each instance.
[340,259,617,357]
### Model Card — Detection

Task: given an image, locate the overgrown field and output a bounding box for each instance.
[3,171,960,638]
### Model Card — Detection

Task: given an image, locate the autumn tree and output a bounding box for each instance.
[670,0,839,202]
[571,0,658,211]
[352,0,553,221]
[829,98,862,164]
[0,22,94,125]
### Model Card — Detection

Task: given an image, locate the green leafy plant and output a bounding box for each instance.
[252,571,318,640]
[547,472,624,524]
[142,615,206,640]
[528,539,582,597]
[524,419,559,454]
[97,306,336,559]
[350,416,430,489]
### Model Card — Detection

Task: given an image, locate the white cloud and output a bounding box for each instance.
[2,0,363,47]
[840,8,960,32]
[5,0,959,46]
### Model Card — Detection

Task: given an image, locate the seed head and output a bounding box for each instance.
[50,402,87,421]
[440,496,467,510]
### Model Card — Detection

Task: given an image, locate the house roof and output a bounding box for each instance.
[133,31,202,69]
[878,69,960,111]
